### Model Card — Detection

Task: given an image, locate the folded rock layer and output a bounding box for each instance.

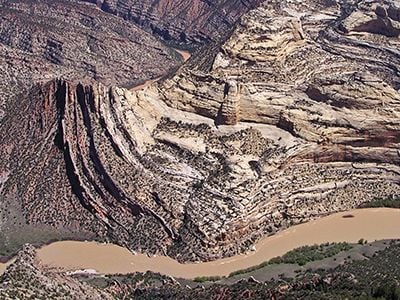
[0,0,399,261]
[0,0,179,117]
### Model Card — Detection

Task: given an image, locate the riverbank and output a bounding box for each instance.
[1,208,397,279]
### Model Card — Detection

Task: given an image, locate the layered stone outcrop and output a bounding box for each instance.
[0,0,399,263]
[81,0,264,45]
[0,0,180,118]
[217,80,241,125]
[156,0,400,257]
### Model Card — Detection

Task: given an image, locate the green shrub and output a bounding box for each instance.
[229,242,352,277]
[360,196,400,209]
[193,276,224,283]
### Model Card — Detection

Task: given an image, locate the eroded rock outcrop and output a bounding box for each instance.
[0,0,399,263]
[156,0,400,257]
[0,0,180,118]
[81,0,264,45]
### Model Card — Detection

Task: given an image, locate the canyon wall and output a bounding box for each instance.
[0,0,179,115]
[0,0,399,262]
[82,0,264,45]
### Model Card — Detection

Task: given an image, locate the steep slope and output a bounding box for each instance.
[1,0,399,263]
[0,245,112,299]
[81,0,264,45]
[155,0,400,257]
[0,0,180,255]
[0,0,179,118]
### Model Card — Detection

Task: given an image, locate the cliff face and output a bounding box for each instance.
[0,0,179,117]
[0,0,181,256]
[81,0,264,45]
[0,0,399,263]
[0,79,169,255]
[157,0,400,257]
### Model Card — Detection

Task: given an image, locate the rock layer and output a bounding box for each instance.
[81,0,264,45]
[0,0,399,262]
[157,0,400,257]
[0,0,179,118]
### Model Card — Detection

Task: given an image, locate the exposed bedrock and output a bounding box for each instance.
[0,0,180,115]
[0,0,399,262]
[2,73,398,262]
[154,0,400,258]
[80,0,264,45]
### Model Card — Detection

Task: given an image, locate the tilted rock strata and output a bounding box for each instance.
[3,76,399,262]
[157,0,400,256]
[81,0,264,45]
[0,0,400,262]
[0,0,181,254]
[0,0,179,117]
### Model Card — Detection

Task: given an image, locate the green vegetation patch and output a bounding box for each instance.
[360,196,400,208]
[193,276,224,283]
[269,242,353,266]
[229,242,352,277]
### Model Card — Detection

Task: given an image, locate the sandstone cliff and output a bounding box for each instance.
[0,0,399,262]
[156,0,400,258]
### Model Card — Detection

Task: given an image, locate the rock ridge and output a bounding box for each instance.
[0,0,399,262]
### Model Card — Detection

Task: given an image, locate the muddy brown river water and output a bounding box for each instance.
[1,208,398,279]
